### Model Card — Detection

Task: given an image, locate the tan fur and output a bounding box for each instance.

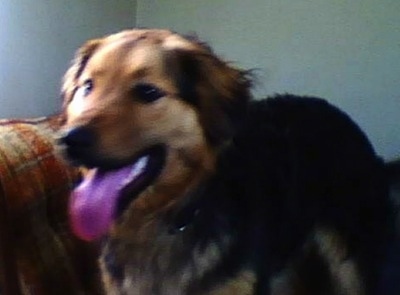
[208,271,256,295]
[314,228,364,295]
[267,228,365,295]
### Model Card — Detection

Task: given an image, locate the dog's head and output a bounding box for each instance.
[60,29,251,241]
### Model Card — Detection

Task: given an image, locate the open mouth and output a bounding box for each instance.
[69,145,166,241]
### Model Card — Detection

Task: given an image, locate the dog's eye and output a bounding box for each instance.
[133,83,165,103]
[72,79,93,102]
[82,79,94,96]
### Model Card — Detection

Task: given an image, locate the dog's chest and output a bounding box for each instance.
[101,249,255,295]
[99,228,235,295]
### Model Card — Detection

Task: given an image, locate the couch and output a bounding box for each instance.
[0,116,102,295]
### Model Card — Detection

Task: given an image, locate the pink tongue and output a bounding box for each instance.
[69,157,148,241]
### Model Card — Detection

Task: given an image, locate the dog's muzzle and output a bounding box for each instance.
[59,126,96,166]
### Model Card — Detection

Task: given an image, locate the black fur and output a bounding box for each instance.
[169,94,393,294]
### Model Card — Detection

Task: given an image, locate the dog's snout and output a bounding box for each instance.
[60,126,95,149]
[59,126,99,167]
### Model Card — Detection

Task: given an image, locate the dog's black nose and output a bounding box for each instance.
[60,126,95,149]
[59,127,98,166]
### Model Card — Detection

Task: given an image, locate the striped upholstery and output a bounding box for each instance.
[0,117,76,217]
[0,117,102,295]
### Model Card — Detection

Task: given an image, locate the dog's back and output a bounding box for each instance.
[212,94,393,294]
[160,95,392,294]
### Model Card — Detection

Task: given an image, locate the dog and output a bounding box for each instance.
[59,29,393,294]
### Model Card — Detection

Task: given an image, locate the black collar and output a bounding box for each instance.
[167,179,210,234]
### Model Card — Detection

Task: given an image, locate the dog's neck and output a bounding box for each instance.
[139,144,214,211]
[107,142,216,235]
[100,144,225,293]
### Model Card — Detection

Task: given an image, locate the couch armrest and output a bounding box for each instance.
[0,116,101,295]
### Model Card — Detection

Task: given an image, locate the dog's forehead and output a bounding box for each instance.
[103,29,200,50]
[92,39,161,67]
[85,30,199,76]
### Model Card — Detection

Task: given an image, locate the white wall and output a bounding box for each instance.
[137,0,400,160]
[0,0,135,118]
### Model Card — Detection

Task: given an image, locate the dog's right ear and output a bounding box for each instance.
[61,39,102,108]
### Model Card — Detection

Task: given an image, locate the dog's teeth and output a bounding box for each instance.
[119,156,149,189]
[130,156,149,180]
[134,156,149,174]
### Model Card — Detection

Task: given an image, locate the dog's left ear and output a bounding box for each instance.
[61,39,102,108]
[166,48,252,147]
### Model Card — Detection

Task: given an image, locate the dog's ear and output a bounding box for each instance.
[166,48,252,147]
[61,39,102,108]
